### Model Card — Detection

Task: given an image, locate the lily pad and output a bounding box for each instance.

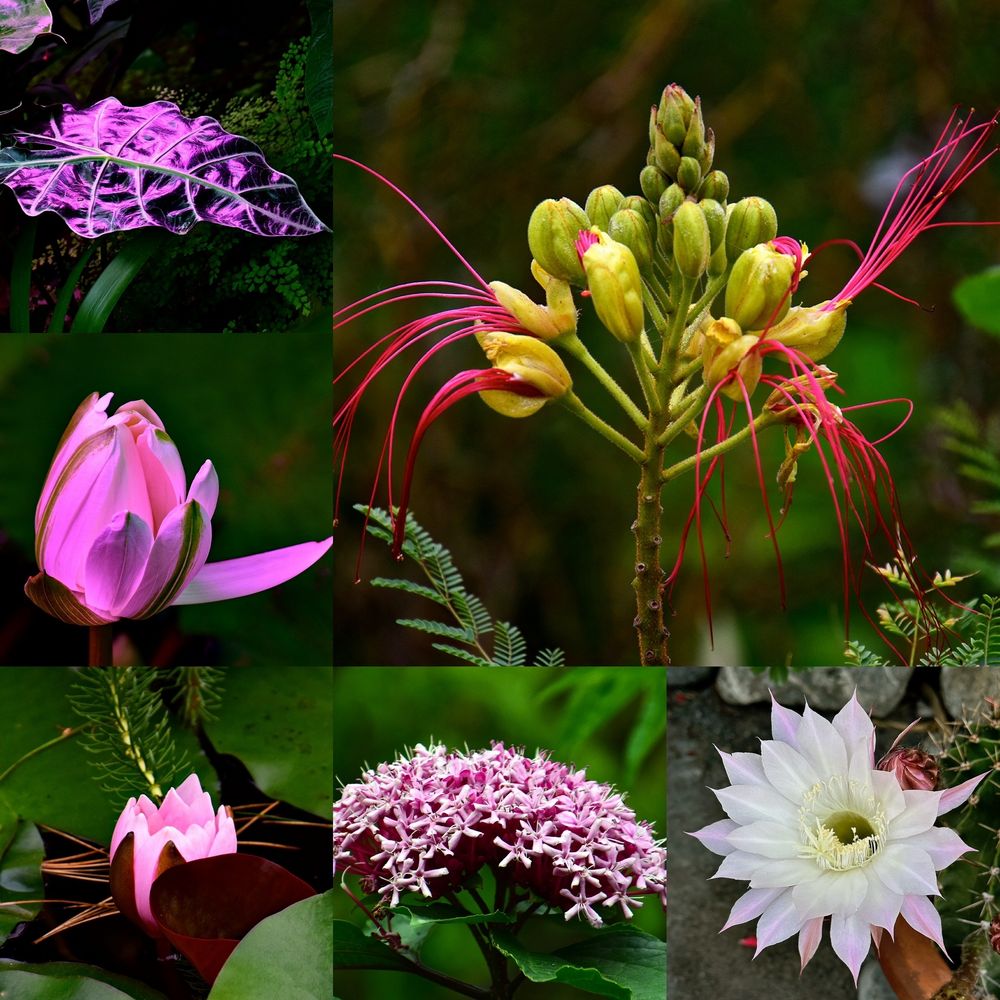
[0,791,43,941]
[208,891,333,1000]
[0,0,52,55]
[0,960,166,999]
[491,925,666,1000]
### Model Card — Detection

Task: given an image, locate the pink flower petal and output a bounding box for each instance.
[829,913,872,984]
[171,537,332,606]
[937,771,989,815]
[754,891,803,952]
[688,818,738,856]
[798,916,824,971]
[899,893,947,954]
[769,693,802,747]
[134,424,187,531]
[830,691,874,756]
[82,511,154,617]
[722,886,785,931]
[186,460,219,519]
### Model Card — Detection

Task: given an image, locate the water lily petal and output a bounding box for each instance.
[118,500,212,619]
[721,886,785,931]
[798,916,825,971]
[83,511,154,617]
[829,912,871,984]
[760,740,821,803]
[186,460,219,520]
[171,538,332,606]
[688,818,739,856]
[134,424,187,530]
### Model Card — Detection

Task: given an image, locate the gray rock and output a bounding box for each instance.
[717,665,911,715]
[858,958,896,1000]
[666,666,714,687]
[941,667,1000,719]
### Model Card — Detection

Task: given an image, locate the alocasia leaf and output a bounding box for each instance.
[0,98,329,238]
[85,0,121,24]
[0,0,53,54]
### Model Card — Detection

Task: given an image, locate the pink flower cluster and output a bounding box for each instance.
[333,742,666,927]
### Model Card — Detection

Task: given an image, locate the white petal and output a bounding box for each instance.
[873,843,939,897]
[714,784,799,826]
[712,850,763,881]
[688,818,738,856]
[829,912,872,984]
[722,886,785,931]
[903,826,972,871]
[727,821,802,860]
[719,750,767,787]
[899,893,947,953]
[791,868,867,921]
[871,769,907,821]
[888,790,941,840]
[760,740,821,803]
[796,704,848,778]
[937,771,989,815]
[770,695,803,748]
[749,858,823,889]
[830,691,874,755]
[798,916,825,971]
[854,876,903,933]
[755,891,805,951]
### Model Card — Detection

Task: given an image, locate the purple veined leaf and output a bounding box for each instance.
[83,0,121,24]
[0,0,53,54]
[0,98,330,238]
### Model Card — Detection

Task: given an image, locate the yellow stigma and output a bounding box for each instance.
[798,777,886,871]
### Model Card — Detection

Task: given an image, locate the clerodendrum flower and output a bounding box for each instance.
[334,157,574,561]
[333,742,666,927]
[669,109,997,647]
[690,693,986,982]
[26,392,332,624]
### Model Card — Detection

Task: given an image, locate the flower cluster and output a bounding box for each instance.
[691,693,986,982]
[333,742,666,927]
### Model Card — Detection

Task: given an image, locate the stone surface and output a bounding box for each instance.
[858,959,897,1000]
[665,666,713,687]
[941,667,1000,719]
[716,664,911,714]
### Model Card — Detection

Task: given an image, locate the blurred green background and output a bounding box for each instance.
[333,666,666,999]
[334,0,1000,666]
[0,332,332,665]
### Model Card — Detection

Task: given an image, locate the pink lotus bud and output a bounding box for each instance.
[110,774,238,937]
[26,392,332,625]
[876,746,940,791]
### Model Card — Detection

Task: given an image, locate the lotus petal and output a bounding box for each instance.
[0,98,329,237]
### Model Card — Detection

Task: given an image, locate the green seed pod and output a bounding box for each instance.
[528,197,590,285]
[585,185,625,232]
[725,243,796,331]
[681,97,705,159]
[658,183,685,223]
[672,200,710,280]
[708,243,727,278]
[657,83,694,145]
[620,196,656,236]
[698,128,715,174]
[640,164,668,205]
[652,125,681,178]
[724,196,778,264]
[579,232,645,343]
[609,208,654,272]
[699,170,730,203]
[677,156,702,193]
[699,198,726,253]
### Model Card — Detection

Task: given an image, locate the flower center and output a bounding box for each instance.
[798,777,886,871]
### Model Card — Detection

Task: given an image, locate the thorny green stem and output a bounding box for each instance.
[675,354,704,382]
[932,931,987,1000]
[88,624,112,667]
[661,412,777,482]
[562,392,645,463]
[557,331,647,429]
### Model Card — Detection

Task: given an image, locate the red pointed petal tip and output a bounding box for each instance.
[575,228,600,261]
[828,108,999,309]
[389,370,543,557]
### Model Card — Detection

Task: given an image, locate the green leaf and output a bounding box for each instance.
[370,577,447,605]
[333,918,415,972]
[954,267,1000,335]
[205,665,332,816]
[430,642,493,666]
[0,792,43,941]
[623,686,667,788]
[493,621,527,666]
[47,245,96,334]
[396,618,474,642]
[392,903,516,928]
[492,925,666,1000]
[208,893,332,1000]
[0,960,166,999]
[70,232,167,333]
[10,222,35,333]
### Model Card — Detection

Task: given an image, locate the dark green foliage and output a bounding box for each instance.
[68,667,190,805]
[359,505,566,666]
[116,38,332,332]
[169,667,225,730]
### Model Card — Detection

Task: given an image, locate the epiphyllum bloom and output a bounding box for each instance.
[334,157,571,560]
[26,392,332,625]
[333,742,666,927]
[690,693,986,983]
[110,773,238,938]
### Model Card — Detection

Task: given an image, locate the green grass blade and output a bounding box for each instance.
[46,245,96,334]
[9,223,35,333]
[70,231,166,333]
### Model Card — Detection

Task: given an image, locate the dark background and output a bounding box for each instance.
[334,0,1000,666]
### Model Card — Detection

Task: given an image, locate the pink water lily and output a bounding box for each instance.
[25,392,332,625]
[109,773,238,937]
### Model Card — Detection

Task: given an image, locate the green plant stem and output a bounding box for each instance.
[658,385,709,447]
[627,339,660,411]
[0,727,82,785]
[88,624,113,667]
[561,392,644,463]
[556,332,646,429]
[390,959,491,999]
[661,412,776,482]
[688,271,728,323]
[658,277,695,395]
[10,223,35,333]
[675,355,704,382]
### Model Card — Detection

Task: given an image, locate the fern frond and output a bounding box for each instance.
[396,619,475,642]
[533,648,566,667]
[430,643,493,667]
[493,622,527,667]
[168,667,225,729]
[371,577,447,605]
[68,668,189,806]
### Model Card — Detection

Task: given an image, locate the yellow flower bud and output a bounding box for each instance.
[530,260,578,334]
[725,197,778,263]
[765,301,848,361]
[477,332,572,418]
[527,198,590,285]
[672,201,710,280]
[489,269,576,341]
[725,242,799,331]
[578,230,645,343]
[585,185,624,231]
